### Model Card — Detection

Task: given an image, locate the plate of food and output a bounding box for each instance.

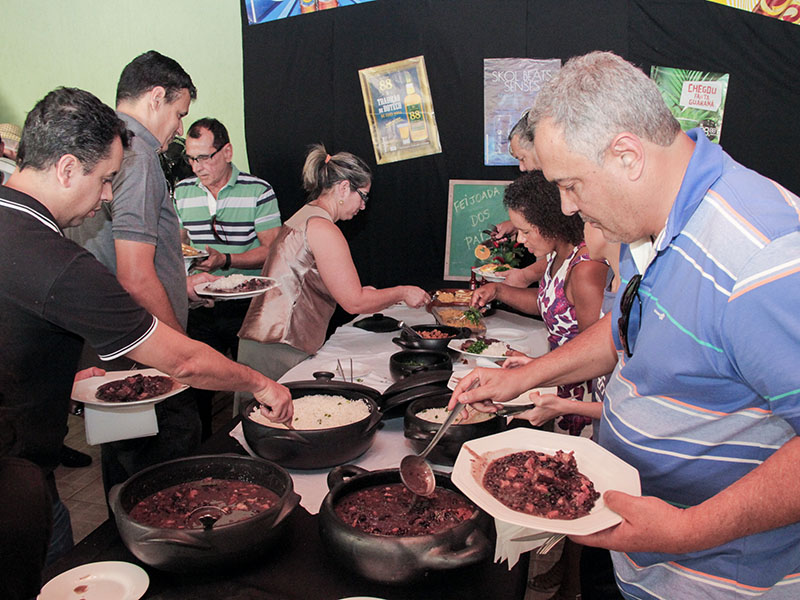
[72,369,187,407]
[452,428,640,535]
[182,243,208,261]
[448,336,520,359]
[194,275,277,299]
[430,288,474,306]
[472,264,509,283]
[38,560,149,600]
[431,306,486,335]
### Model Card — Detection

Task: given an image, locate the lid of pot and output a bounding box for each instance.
[381,369,452,399]
[352,313,400,333]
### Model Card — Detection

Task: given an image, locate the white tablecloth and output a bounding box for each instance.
[231,304,549,513]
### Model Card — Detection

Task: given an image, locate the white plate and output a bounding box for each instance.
[38,561,149,600]
[318,360,371,381]
[183,251,209,261]
[500,387,558,406]
[472,266,508,282]
[448,338,513,359]
[194,276,277,299]
[486,327,527,342]
[71,369,187,407]
[452,428,641,535]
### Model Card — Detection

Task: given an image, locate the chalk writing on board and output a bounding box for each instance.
[444,180,511,281]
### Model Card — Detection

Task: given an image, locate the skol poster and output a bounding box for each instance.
[483,58,561,166]
[359,56,442,165]
[244,0,377,24]
[650,66,730,143]
[706,0,800,25]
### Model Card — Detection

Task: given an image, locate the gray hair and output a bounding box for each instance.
[528,51,680,163]
[508,108,534,148]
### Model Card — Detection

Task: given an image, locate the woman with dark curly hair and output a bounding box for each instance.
[471,170,607,436]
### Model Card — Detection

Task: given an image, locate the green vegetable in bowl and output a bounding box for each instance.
[463,307,482,325]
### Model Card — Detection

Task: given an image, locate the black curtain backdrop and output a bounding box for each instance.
[240,0,800,315]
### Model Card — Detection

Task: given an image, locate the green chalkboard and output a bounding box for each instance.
[444,179,512,280]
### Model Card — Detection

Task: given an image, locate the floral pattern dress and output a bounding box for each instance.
[537,242,594,436]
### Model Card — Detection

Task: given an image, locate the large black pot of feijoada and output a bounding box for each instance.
[109,454,299,573]
[318,465,492,585]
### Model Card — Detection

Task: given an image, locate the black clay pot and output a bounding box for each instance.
[404,393,506,466]
[389,349,453,381]
[109,454,299,573]
[391,324,469,351]
[318,465,492,584]
[240,381,383,469]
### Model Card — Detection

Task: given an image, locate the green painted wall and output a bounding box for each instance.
[0,0,249,170]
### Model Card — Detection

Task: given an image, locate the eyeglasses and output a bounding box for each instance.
[211,214,227,243]
[184,146,223,165]
[355,189,369,204]
[617,273,642,358]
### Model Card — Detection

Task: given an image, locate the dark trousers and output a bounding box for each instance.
[186,299,251,440]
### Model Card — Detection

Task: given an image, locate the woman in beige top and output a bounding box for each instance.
[236,144,430,385]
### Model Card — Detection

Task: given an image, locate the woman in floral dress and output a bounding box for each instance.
[470,170,608,436]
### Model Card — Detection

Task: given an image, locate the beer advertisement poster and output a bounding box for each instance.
[650,66,730,143]
[358,56,442,165]
[483,58,561,166]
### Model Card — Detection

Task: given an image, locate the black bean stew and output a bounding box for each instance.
[483,450,599,519]
[335,483,476,536]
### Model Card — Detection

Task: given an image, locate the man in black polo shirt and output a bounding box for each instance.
[0,87,292,580]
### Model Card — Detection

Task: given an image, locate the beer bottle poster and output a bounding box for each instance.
[650,66,730,143]
[484,58,561,166]
[444,180,512,281]
[359,56,442,164]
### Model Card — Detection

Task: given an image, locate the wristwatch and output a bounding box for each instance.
[222,253,232,270]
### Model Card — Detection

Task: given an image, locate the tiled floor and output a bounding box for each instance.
[54,393,571,599]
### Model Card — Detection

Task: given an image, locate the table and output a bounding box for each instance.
[43,305,548,599]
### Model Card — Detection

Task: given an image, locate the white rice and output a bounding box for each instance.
[484,341,509,356]
[249,394,370,430]
[415,407,494,425]
[209,274,251,290]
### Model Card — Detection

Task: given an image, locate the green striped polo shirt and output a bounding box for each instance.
[174,164,281,276]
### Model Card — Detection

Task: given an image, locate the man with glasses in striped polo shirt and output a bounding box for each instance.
[175,117,282,439]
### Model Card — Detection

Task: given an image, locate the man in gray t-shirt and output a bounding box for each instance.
[68,51,203,494]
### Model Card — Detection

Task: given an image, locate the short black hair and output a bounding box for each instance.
[503,170,584,246]
[17,87,129,174]
[187,118,229,150]
[116,50,197,105]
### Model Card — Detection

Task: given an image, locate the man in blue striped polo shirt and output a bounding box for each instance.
[175,118,282,437]
[450,51,800,598]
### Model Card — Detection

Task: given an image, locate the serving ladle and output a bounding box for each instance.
[400,379,482,497]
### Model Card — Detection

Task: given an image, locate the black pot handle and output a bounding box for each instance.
[418,527,491,569]
[392,337,410,349]
[139,530,213,550]
[327,464,368,490]
[312,371,335,381]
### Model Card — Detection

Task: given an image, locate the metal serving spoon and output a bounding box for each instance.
[400,379,481,497]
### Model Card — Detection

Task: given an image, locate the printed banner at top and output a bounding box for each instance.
[706,0,800,24]
[244,0,376,24]
[484,58,561,166]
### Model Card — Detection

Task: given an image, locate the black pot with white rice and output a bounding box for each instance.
[240,377,383,469]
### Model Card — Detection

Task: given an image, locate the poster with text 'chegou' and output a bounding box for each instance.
[651,66,730,143]
[484,58,561,166]
[359,56,441,165]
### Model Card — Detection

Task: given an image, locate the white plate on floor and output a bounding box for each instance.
[71,369,187,407]
[318,360,371,381]
[38,561,149,600]
[194,276,277,299]
[452,428,640,535]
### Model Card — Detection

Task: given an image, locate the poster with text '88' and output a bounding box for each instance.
[359,56,442,165]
